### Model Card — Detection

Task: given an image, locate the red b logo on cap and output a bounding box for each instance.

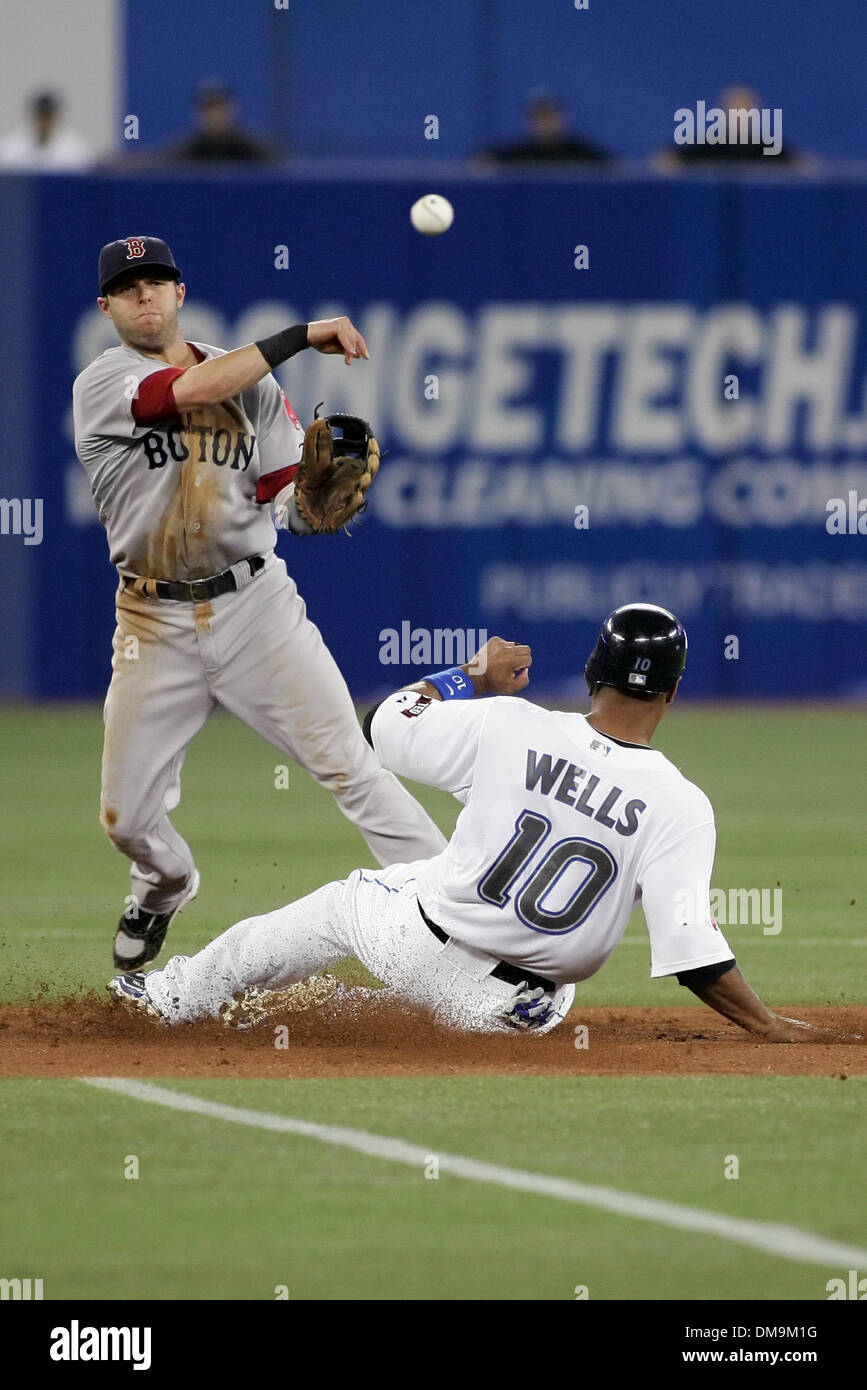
[124,238,147,260]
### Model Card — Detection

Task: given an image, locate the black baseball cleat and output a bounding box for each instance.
[112,869,200,969]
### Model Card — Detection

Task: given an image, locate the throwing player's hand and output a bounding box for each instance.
[465,637,532,696]
[307,316,369,365]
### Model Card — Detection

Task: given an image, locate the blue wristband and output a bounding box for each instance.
[422,667,474,700]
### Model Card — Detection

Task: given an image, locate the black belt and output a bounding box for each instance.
[418,901,557,994]
[123,555,265,603]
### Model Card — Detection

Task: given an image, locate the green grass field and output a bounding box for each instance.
[1,703,865,1300]
[2,1075,865,1301]
[1,703,864,1005]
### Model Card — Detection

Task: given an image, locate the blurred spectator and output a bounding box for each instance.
[0,91,92,170]
[474,90,613,167]
[163,80,280,164]
[656,86,808,171]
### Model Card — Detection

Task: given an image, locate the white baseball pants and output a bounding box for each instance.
[144,861,575,1034]
[100,554,446,913]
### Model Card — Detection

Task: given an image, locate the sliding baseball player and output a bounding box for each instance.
[108,606,820,1042]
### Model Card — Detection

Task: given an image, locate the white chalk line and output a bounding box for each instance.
[82,1077,867,1272]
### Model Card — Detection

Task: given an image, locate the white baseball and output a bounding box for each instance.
[410,194,455,237]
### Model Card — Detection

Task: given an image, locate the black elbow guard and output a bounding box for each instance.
[675,957,736,988]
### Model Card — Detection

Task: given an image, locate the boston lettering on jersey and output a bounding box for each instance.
[524,748,646,837]
[141,425,256,471]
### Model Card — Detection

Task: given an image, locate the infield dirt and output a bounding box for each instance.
[0,999,863,1078]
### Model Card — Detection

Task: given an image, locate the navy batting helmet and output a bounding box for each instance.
[584,603,687,701]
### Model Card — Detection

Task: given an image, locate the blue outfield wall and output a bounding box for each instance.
[7,171,867,699]
[122,0,867,163]
[0,177,37,697]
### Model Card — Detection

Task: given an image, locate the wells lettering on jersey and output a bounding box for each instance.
[141,424,256,471]
[525,748,646,837]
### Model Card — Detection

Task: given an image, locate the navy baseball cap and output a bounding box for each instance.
[98,236,181,295]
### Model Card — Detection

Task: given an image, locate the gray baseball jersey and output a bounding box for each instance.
[73,342,304,580]
[78,329,448,940]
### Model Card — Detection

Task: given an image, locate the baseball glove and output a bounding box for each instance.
[294,411,380,533]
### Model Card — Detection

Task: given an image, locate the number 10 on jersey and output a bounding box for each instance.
[478,810,618,934]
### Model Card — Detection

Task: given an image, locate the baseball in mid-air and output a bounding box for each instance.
[410,194,454,236]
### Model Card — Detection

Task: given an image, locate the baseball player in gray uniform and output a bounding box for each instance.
[108,606,822,1043]
[74,235,446,970]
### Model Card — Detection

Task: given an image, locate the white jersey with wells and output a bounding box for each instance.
[73,341,304,580]
[370,693,733,985]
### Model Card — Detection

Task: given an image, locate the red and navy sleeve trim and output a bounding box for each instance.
[256,463,299,503]
[131,367,186,425]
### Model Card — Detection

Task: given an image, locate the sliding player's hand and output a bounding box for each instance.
[465,637,532,695]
